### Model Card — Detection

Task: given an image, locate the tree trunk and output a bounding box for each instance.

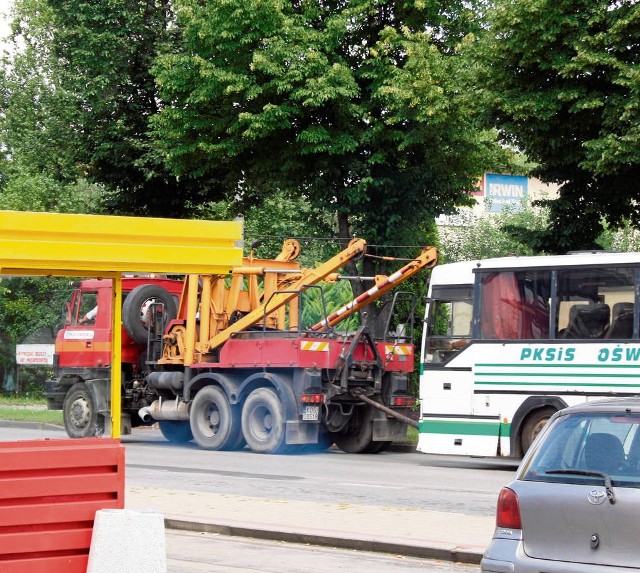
[336,211,392,339]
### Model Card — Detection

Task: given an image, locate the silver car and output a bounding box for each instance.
[482,398,640,573]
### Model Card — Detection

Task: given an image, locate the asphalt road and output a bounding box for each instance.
[0,423,518,519]
[125,429,517,518]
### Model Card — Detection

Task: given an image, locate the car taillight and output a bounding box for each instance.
[496,487,522,529]
[301,393,324,404]
[389,395,415,407]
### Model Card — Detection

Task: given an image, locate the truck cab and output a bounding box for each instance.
[45,276,183,437]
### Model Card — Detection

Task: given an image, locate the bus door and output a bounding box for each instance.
[420,285,486,454]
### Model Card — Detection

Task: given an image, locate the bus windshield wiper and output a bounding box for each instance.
[546,469,616,504]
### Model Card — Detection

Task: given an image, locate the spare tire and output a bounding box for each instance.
[122,284,178,344]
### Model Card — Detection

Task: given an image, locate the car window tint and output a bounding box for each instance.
[522,412,640,487]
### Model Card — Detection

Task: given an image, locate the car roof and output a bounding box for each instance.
[559,397,640,416]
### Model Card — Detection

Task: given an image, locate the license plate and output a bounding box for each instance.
[302,405,320,421]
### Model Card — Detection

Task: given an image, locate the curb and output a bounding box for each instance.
[164,518,483,565]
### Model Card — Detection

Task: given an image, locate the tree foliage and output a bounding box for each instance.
[474,0,640,252]
[438,202,550,262]
[0,0,215,217]
[151,0,505,245]
[0,277,69,395]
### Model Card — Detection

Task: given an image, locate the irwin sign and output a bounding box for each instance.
[485,173,528,213]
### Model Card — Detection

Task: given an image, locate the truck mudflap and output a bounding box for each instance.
[373,417,408,442]
[285,420,319,445]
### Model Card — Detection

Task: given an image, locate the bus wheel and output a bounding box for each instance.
[521,406,556,454]
[241,387,287,454]
[190,386,240,450]
[63,383,103,438]
[159,420,193,443]
[334,406,376,454]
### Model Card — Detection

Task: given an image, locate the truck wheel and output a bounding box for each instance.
[159,420,193,443]
[334,406,377,454]
[521,406,556,454]
[241,387,287,454]
[317,428,335,450]
[190,386,242,450]
[363,440,392,453]
[122,285,178,344]
[63,382,103,438]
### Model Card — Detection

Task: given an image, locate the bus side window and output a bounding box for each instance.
[555,267,634,340]
[606,302,634,339]
[479,271,550,340]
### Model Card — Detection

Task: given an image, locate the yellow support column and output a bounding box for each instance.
[111,274,123,438]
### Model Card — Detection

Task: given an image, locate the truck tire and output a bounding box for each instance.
[190,386,242,450]
[334,406,377,454]
[159,420,193,443]
[241,387,287,454]
[63,382,103,438]
[122,284,178,344]
[363,440,392,453]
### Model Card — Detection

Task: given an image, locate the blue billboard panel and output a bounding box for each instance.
[485,173,528,213]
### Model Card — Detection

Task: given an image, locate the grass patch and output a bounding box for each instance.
[0,408,63,425]
[0,396,46,406]
[0,397,63,425]
[406,425,418,444]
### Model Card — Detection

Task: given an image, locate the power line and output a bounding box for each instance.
[251,234,429,250]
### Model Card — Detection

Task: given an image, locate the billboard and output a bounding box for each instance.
[484,173,528,213]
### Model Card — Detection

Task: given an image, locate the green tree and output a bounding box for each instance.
[151,0,505,246]
[0,277,68,396]
[473,0,640,252]
[1,0,211,217]
[438,202,550,262]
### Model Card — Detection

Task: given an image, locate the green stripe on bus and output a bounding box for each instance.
[419,419,510,437]
[476,363,640,368]
[475,380,639,387]
[476,371,640,378]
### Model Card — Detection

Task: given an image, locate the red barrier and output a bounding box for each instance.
[0,438,125,573]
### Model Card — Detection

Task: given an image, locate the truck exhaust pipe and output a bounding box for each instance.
[138,398,189,422]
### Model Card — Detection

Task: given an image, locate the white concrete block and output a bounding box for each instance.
[87,509,167,573]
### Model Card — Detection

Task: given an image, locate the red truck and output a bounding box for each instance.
[45,239,437,454]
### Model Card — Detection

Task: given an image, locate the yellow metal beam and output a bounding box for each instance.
[0,210,243,275]
[0,210,243,438]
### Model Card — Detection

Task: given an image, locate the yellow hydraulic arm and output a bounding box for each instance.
[160,239,367,365]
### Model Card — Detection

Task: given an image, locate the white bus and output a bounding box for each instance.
[418,251,640,458]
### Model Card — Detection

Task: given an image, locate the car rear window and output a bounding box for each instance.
[521,411,640,487]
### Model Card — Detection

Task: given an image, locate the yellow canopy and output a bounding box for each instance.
[0,210,243,437]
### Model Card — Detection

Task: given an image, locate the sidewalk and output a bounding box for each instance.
[126,485,494,564]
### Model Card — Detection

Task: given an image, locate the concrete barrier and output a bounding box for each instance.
[87,509,167,573]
